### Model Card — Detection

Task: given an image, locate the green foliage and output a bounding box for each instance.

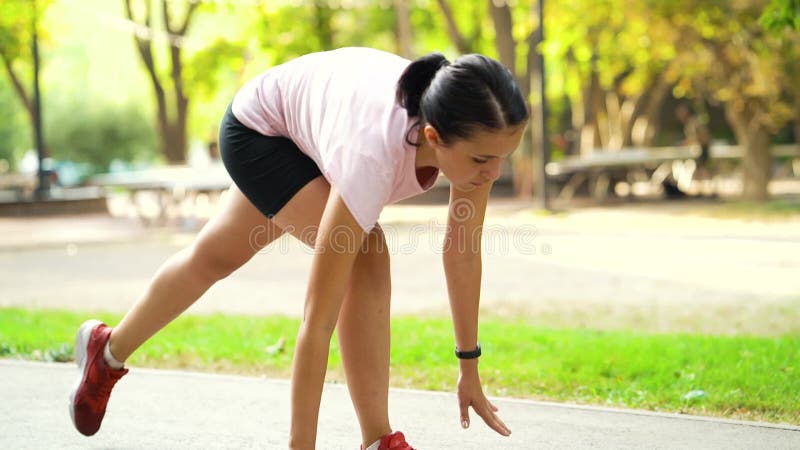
[0,1,34,60]
[335,4,397,51]
[658,1,795,133]
[760,0,800,31]
[184,37,248,140]
[184,38,247,102]
[0,0,55,70]
[408,2,449,57]
[253,2,334,64]
[549,0,688,94]
[0,78,29,170]
[45,100,158,172]
[5,0,796,175]
[0,0,57,170]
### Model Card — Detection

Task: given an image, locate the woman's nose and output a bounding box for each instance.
[481,160,501,181]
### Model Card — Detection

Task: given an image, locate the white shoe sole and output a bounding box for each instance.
[68,319,103,430]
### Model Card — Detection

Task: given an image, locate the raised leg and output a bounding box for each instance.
[109,184,284,361]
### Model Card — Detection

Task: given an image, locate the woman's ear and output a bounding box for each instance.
[423,124,443,148]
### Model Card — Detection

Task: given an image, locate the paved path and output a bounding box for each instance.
[1,202,798,334]
[2,201,799,447]
[2,360,798,450]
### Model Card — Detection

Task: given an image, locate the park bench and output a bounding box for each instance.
[545,144,800,202]
[0,173,39,199]
[87,164,232,226]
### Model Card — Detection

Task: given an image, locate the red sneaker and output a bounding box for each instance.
[69,320,128,436]
[361,431,416,450]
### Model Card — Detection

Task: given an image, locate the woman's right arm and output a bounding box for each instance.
[289,186,366,450]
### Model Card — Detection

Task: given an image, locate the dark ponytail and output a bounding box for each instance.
[396,52,529,146]
[396,52,450,118]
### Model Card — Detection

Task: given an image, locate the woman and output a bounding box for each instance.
[69,47,529,450]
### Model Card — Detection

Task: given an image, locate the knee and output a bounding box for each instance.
[186,240,246,282]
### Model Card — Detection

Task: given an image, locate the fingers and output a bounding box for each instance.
[458,391,507,435]
[459,398,470,429]
[475,402,511,436]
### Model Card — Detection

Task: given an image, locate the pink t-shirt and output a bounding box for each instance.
[232,47,440,232]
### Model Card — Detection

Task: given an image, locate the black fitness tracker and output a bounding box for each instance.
[455,343,481,359]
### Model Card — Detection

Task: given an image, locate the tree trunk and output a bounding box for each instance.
[125,0,198,165]
[488,0,534,197]
[632,75,671,146]
[488,1,515,75]
[164,0,191,164]
[513,131,534,199]
[604,91,623,151]
[161,108,186,164]
[741,128,771,201]
[795,120,800,146]
[1,53,51,158]
[794,101,800,144]
[726,104,772,201]
[1,56,33,119]
[394,0,413,58]
[618,96,638,148]
[436,0,471,54]
[580,60,603,155]
[520,1,547,199]
[167,48,185,160]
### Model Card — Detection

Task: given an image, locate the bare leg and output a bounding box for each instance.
[269,178,395,448]
[109,185,284,361]
[337,226,393,448]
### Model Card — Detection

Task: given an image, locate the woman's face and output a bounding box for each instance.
[424,125,526,191]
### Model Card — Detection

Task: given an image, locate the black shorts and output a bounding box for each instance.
[219,104,322,218]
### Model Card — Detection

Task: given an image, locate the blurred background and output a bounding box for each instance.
[0,0,798,428]
[0,0,798,210]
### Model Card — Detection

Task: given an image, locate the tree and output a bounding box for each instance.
[123,0,200,164]
[438,1,680,197]
[761,0,800,144]
[784,32,800,145]
[760,0,800,30]
[486,0,541,197]
[542,0,683,155]
[0,76,29,168]
[394,0,414,58]
[0,0,54,158]
[252,1,402,64]
[432,0,540,194]
[510,0,797,201]
[659,0,796,200]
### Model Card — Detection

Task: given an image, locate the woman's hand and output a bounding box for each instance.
[457,363,511,436]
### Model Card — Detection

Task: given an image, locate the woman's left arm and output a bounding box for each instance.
[443,181,511,437]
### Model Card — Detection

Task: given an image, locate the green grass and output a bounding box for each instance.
[699,199,800,221]
[1,308,798,425]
